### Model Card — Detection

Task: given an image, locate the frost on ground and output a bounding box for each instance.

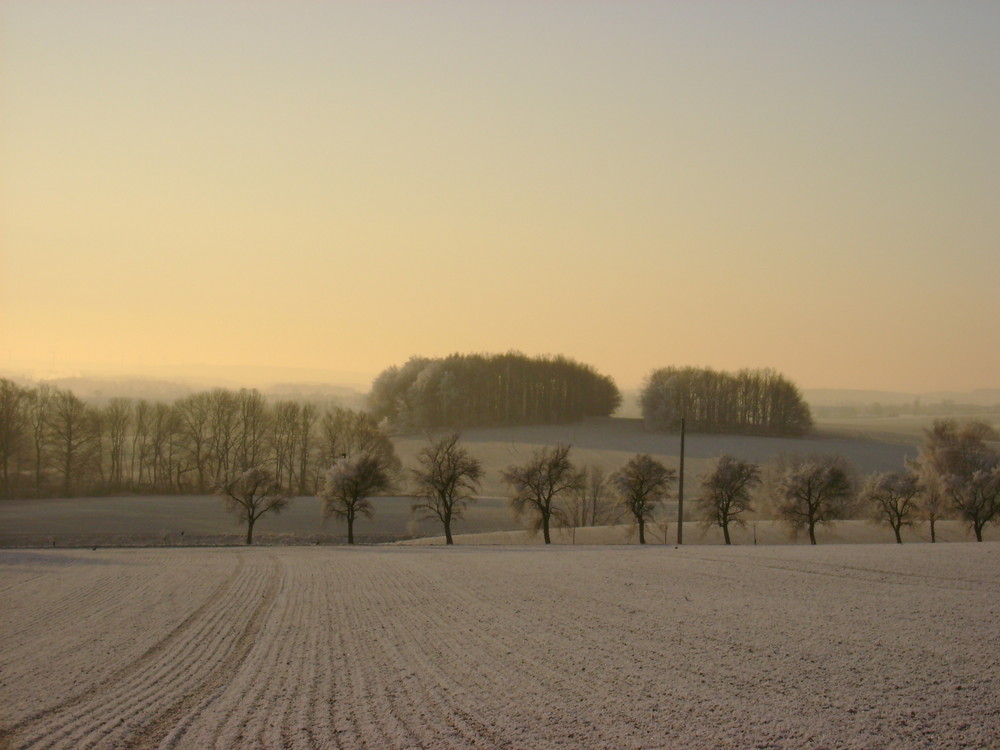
[1,544,998,749]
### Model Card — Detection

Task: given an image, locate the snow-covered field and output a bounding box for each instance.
[2,544,998,749]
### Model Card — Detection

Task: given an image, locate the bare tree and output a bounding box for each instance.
[131,399,154,490]
[26,384,53,495]
[320,451,396,544]
[564,464,619,526]
[775,455,855,544]
[503,444,582,544]
[944,469,1000,542]
[697,454,760,545]
[235,389,269,473]
[612,454,675,544]
[0,379,29,497]
[48,390,98,496]
[916,472,948,542]
[906,454,951,543]
[912,419,1000,542]
[207,388,239,482]
[296,402,319,496]
[175,392,213,493]
[217,467,290,544]
[270,400,300,491]
[861,471,920,544]
[410,433,483,545]
[103,398,132,491]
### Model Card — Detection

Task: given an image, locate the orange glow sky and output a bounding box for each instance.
[2,2,999,392]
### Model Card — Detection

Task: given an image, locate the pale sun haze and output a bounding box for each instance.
[2,2,998,393]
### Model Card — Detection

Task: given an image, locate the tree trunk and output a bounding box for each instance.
[808,522,817,545]
[444,519,453,545]
[63,447,73,497]
[347,518,355,545]
[246,517,254,545]
[722,522,731,545]
[974,522,983,542]
[893,524,902,544]
[929,518,936,543]
[542,513,551,544]
[638,518,646,544]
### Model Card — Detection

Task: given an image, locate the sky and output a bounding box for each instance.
[2,1,999,394]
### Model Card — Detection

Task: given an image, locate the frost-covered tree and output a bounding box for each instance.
[217,467,291,545]
[913,419,1000,542]
[612,454,675,545]
[410,433,483,545]
[775,456,855,544]
[697,454,760,545]
[916,472,948,543]
[503,444,582,544]
[861,471,920,544]
[320,451,397,544]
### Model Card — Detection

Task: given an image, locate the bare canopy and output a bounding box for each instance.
[697,454,760,545]
[410,433,484,545]
[217,467,291,545]
[612,454,675,545]
[319,451,397,544]
[775,456,855,545]
[503,444,582,544]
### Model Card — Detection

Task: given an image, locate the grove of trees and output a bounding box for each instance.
[0,378,389,500]
[369,353,621,430]
[640,366,813,436]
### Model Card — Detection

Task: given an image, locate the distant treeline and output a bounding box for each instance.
[640,366,813,436]
[369,353,622,430]
[812,402,1000,420]
[0,378,390,499]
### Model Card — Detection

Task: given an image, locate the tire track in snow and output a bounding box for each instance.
[1,553,281,749]
[0,552,247,745]
[135,553,282,749]
[1,549,233,723]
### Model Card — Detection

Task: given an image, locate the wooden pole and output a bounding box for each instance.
[677,417,685,545]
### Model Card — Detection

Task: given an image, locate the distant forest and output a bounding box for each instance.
[0,359,813,499]
[0,379,390,499]
[641,366,813,436]
[368,353,622,429]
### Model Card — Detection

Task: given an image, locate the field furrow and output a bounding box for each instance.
[2,544,998,749]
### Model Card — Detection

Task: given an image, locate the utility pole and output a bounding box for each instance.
[677,417,685,545]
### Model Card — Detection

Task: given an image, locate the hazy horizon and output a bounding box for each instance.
[3,2,999,394]
[6,359,1000,408]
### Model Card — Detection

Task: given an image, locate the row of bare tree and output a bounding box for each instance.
[0,379,391,499]
[660,418,999,545]
[222,419,996,545]
[641,366,813,436]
